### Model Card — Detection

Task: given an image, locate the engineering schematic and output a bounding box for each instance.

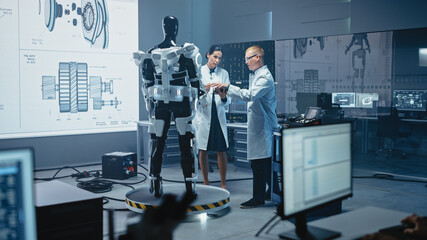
[42,0,109,48]
[42,62,121,113]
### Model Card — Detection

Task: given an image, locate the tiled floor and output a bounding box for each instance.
[34,151,427,239]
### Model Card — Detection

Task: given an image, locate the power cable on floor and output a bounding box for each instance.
[34,162,102,172]
[255,214,278,237]
[353,173,427,185]
[34,166,82,181]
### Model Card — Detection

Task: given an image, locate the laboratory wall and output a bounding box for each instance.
[211,0,427,44]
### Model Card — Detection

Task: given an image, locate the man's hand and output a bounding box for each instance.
[120,193,196,240]
[206,82,228,89]
[402,214,427,238]
[362,232,398,240]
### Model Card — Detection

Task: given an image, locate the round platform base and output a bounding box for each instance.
[125,184,230,214]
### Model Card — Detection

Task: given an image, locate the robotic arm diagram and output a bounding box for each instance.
[345,33,371,91]
[42,0,109,48]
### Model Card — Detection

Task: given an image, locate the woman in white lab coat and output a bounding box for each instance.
[195,45,231,189]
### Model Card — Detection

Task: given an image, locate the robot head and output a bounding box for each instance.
[162,16,178,40]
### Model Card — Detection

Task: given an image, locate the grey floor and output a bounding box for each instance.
[34,151,427,240]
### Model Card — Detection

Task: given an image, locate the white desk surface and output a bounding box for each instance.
[308,206,409,239]
[227,122,248,129]
[137,121,249,128]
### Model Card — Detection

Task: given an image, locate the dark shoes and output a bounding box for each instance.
[240,198,265,209]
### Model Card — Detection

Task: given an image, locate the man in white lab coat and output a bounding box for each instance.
[208,46,278,208]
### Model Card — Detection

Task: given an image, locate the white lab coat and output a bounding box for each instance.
[195,65,231,150]
[227,65,277,160]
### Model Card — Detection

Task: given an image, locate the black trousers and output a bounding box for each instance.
[150,98,194,180]
[250,157,278,202]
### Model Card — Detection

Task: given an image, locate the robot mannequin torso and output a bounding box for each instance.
[133,16,204,198]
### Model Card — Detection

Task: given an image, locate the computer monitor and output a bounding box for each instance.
[279,123,352,240]
[296,92,318,114]
[0,148,37,240]
[332,93,355,108]
[304,107,321,120]
[392,90,427,112]
[355,93,379,108]
[317,93,332,110]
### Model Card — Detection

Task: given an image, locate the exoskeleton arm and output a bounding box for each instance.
[182,43,206,98]
[133,51,156,112]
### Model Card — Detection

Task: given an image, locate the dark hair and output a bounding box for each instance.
[206,45,222,58]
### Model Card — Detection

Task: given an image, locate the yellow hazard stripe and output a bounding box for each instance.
[126,197,230,212]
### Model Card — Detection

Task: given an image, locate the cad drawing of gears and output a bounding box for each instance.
[81,0,109,49]
[44,0,63,31]
[43,0,109,49]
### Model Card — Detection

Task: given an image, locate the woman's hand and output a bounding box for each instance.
[216,87,228,99]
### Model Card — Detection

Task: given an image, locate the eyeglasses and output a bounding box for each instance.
[245,54,258,62]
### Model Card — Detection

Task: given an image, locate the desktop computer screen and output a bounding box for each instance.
[280,123,352,239]
[332,93,355,108]
[296,92,318,114]
[304,107,321,120]
[0,148,37,240]
[393,90,427,111]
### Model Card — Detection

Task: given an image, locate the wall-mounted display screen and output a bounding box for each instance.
[355,93,379,108]
[0,0,139,139]
[393,90,427,111]
[332,93,355,108]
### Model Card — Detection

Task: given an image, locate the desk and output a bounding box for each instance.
[227,122,248,129]
[227,122,249,167]
[356,116,377,154]
[136,121,249,163]
[308,206,408,239]
[356,116,427,154]
[244,206,408,239]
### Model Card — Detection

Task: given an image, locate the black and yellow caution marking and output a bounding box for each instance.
[125,184,231,214]
[126,197,230,212]
[186,197,229,212]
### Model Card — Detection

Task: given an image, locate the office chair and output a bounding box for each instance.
[375,107,411,159]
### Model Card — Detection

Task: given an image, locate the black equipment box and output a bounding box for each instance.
[35,180,103,240]
[102,152,137,180]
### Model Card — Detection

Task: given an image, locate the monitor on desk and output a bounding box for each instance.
[393,90,427,112]
[304,107,321,120]
[279,123,352,240]
[332,93,355,108]
[296,92,318,114]
[0,148,37,240]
